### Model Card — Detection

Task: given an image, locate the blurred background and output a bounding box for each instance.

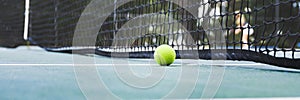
[0,0,299,48]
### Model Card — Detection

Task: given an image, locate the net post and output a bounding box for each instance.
[23,0,30,41]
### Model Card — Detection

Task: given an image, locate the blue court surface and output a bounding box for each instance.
[1,46,300,99]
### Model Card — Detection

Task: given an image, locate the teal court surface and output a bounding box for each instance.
[1,46,300,99]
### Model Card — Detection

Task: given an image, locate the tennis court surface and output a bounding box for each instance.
[1,46,300,99]
[1,0,300,99]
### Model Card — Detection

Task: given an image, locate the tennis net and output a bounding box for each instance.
[28,0,300,68]
[0,0,25,48]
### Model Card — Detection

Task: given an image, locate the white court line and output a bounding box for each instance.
[0,63,266,66]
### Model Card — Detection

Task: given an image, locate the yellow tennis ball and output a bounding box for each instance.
[154,44,176,66]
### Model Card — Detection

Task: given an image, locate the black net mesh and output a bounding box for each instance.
[0,0,25,48]
[29,0,300,68]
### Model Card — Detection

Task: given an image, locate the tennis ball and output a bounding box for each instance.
[154,44,176,66]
